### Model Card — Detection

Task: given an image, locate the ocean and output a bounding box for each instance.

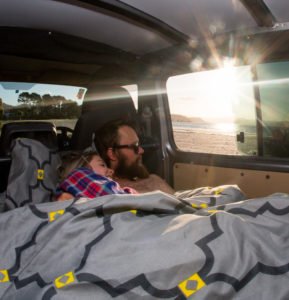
[172,122,256,135]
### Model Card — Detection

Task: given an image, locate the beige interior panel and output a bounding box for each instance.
[173,163,289,199]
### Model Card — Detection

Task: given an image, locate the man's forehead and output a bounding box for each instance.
[118,125,138,140]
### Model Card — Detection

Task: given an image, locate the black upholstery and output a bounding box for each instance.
[0,121,58,156]
[71,86,138,150]
[0,157,11,193]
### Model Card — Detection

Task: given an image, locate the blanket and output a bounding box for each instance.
[1,191,289,299]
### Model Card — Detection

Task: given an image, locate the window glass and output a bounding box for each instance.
[167,64,257,155]
[167,60,289,159]
[257,62,289,157]
[0,82,86,131]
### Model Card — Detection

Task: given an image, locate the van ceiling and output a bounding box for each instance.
[0,0,289,86]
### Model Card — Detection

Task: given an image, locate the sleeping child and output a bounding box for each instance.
[56,150,137,201]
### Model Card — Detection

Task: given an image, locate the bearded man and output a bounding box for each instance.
[94,120,175,194]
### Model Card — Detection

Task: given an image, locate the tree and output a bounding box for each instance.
[15,92,81,119]
[18,92,32,106]
[30,93,42,105]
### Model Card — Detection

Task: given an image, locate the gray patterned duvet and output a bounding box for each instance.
[1,190,289,299]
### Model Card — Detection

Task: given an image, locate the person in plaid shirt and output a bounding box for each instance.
[56,151,136,201]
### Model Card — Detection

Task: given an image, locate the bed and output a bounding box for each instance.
[1,139,289,299]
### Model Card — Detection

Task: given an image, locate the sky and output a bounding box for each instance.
[167,60,289,124]
[167,65,255,122]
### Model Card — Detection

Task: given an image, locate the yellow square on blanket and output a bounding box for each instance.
[178,273,206,297]
[0,270,9,283]
[54,271,75,289]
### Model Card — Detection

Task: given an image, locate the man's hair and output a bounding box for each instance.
[94,119,136,166]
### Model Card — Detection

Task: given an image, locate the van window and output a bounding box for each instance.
[0,82,86,131]
[167,60,289,158]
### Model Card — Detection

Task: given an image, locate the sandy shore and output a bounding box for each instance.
[173,129,239,155]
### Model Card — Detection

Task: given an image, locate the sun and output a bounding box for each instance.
[167,63,241,122]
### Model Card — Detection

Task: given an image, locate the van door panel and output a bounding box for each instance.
[173,163,289,198]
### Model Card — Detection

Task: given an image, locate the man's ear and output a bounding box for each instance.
[107,148,117,161]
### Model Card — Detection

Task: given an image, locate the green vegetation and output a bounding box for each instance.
[2,92,81,120]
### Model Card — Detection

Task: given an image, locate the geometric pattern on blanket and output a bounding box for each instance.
[175,184,246,207]
[5,138,61,210]
[1,191,289,299]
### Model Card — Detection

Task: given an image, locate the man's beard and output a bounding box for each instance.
[115,154,149,180]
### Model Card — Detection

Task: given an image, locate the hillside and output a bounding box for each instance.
[2,102,14,110]
[171,114,206,123]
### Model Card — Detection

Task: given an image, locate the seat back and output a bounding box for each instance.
[0,121,58,156]
[71,86,137,150]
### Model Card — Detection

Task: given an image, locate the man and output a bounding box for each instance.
[94,119,175,194]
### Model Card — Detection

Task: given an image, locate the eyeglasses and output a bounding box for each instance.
[113,141,141,154]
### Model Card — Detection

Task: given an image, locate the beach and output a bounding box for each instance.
[173,128,240,155]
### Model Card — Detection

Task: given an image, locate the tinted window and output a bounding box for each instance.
[167,63,256,155]
[257,61,289,157]
[167,60,289,159]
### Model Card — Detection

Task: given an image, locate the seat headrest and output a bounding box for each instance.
[0,121,57,156]
[81,86,135,114]
[71,86,137,150]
